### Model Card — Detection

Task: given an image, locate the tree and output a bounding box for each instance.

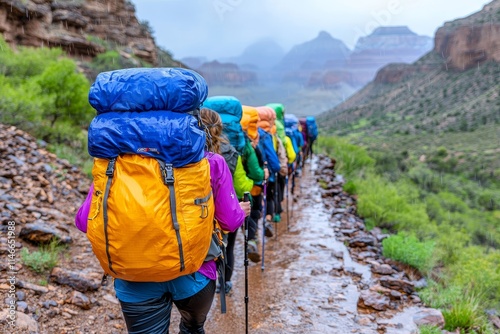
[35,59,94,127]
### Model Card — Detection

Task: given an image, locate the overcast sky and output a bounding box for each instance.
[132,0,491,60]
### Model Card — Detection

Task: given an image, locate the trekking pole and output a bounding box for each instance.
[285,170,289,232]
[243,192,250,334]
[261,172,268,272]
[274,173,279,240]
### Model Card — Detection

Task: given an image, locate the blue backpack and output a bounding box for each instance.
[306,116,318,141]
[203,96,246,155]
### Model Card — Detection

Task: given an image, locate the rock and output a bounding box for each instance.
[15,291,26,301]
[16,301,29,313]
[0,310,39,332]
[349,234,376,247]
[356,251,378,260]
[356,314,375,326]
[371,263,394,275]
[15,280,49,294]
[49,267,102,292]
[413,308,445,328]
[358,290,391,311]
[68,291,92,310]
[42,300,58,309]
[61,311,73,319]
[102,294,120,305]
[19,221,72,244]
[379,276,415,294]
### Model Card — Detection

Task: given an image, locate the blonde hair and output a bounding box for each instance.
[200,108,227,154]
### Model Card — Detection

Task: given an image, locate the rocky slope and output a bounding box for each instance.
[0,0,158,64]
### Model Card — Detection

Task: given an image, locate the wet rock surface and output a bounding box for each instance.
[0,124,440,333]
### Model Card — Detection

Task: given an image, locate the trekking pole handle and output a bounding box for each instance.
[243,192,250,203]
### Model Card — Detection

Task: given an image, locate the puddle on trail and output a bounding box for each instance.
[169,157,421,334]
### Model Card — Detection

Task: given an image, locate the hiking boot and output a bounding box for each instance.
[264,221,274,237]
[224,281,232,294]
[215,282,221,294]
[248,239,261,263]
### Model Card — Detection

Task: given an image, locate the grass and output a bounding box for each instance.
[21,239,64,273]
[418,325,442,334]
[382,233,435,274]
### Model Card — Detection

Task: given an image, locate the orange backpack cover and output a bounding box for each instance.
[256,106,276,133]
[241,105,260,140]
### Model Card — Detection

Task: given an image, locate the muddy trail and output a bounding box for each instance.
[170,155,435,334]
[0,123,441,334]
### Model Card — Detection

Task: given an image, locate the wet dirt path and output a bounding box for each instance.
[170,157,422,334]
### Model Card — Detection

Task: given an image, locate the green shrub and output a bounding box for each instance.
[317,136,374,178]
[355,175,433,236]
[21,240,63,273]
[343,179,357,194]
[418,325,441,334]
[448,247,500,304]
[420,282,493,333]
[442,292,491,333]
[34,59,94,128]
[382,232,435,273]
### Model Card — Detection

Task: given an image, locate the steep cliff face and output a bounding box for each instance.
[0,0,157,64]
[434,0,500,70]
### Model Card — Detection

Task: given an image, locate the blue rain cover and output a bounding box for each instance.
[88,111,205,167]
[284,114,299,131]
[89,68,208,114]
[202,96,243,121]
[202,96,245,154]
[306,116,318,141]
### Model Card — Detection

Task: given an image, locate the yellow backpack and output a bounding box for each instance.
[87,154,214,282]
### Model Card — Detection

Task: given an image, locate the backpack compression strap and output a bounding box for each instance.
[157,160,186,272]
[103,158,117,275]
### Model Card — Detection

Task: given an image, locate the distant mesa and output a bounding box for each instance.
[182,25,434,115]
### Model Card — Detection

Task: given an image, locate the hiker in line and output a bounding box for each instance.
[284,113,304,192]
[256,106,286,235]
[241,105,270,262]
[305,116,319,161]
[267,103,296,223]
[202,96,256,294]
[75,117,250,333]
[299,117,309,167]
[75,67,250,334]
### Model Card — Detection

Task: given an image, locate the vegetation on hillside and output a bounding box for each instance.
[0,31,180,174]
[318,134,499,333]
[0,36,95,172]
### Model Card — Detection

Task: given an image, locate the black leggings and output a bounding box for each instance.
[119,280,216,334]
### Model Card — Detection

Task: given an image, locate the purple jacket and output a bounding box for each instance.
[74,153,244,280]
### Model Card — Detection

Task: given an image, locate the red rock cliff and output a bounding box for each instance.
[0,0,157,64]
[434,0,500,70]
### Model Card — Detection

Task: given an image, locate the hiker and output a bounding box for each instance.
[267,103,296,223]
[75,68,249,334]
[305,116,319,160]
[285,113,304,193]
[256,106,286,235]
[299,117,309,167]
[241,105,270,262]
